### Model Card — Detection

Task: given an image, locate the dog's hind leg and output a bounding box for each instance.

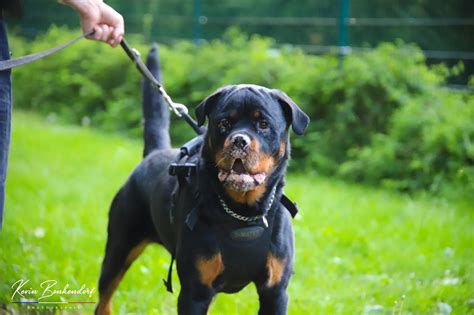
[142,44,171,157]
[95,184,157,315]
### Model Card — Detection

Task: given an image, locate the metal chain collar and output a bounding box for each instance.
[217,186,276,227]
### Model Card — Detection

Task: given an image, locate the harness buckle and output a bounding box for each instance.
[169,163,197,177]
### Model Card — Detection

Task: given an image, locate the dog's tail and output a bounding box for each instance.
[142,44,171,157]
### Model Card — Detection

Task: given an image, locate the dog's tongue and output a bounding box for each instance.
[232,159,246,174]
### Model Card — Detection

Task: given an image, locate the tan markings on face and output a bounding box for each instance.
[249,138,259,152]
[215,150,231,171]
[249,153,275,174]
[266,253,287,287]
[229,110,238,119]
[214,136,234,170]
[225,183,267,206]
[96,240,149,315]
[246,139,275,174]
[253,111,262,119]
[196,253,225,288]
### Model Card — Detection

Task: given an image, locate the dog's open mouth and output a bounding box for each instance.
[217,159,266,192]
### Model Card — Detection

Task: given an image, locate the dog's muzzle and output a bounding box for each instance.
[217,133,266,192]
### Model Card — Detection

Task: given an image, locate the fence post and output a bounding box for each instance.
[338,0,351,66]
[193,0,202,43]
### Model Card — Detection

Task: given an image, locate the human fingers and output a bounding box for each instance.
[99,3,124,46]
[89,24,103,41]
[109,26,124,47]
[97,24,110,42]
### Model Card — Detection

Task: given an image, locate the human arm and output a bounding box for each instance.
[59,0,124,47]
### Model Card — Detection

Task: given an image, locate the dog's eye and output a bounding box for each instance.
[218,119,231,133]
[258,120,269,130]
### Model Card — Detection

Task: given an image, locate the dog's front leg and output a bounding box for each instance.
[177,283,215,315]
[256,251,293,315]
[257,285,289,315]
[176,250,223,315]
[175,215,224,314]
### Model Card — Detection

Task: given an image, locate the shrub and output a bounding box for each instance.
[339,91,474,192]
[10,26,474,194]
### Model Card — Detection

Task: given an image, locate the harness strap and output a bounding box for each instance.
[0,30,95,71]
[185,207,199,230]
[162,254,175,293]
[281,194,299,218]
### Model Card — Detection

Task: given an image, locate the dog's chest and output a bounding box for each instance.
[212,224,272,289]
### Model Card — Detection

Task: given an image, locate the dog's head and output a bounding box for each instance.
[196,84,309,204]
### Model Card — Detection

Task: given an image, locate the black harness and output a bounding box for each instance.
[163,136,299,293]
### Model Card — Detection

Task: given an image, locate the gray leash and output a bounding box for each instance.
[119,38,204,134]
[0,29,95,71]
[0,29,205,134]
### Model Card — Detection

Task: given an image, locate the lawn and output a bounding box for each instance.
[0,112,472,314]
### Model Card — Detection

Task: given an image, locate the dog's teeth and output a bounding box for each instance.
[253,173,266,184]
[218,170,230,182]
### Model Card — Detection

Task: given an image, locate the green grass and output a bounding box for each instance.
[1,112,473,314]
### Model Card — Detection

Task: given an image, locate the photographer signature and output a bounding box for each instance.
[11,279,95,301]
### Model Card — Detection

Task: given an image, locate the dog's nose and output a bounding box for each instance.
[231,134,250,150]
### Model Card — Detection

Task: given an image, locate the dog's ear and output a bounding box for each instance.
[271,89,310,135]
[195,86,232,126]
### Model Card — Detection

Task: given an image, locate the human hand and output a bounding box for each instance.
[60,0,124,47]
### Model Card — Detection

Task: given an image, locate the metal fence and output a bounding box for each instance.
[8,0,474,86]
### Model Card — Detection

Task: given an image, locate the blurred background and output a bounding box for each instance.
[1,1,473,314]
[11,0,474,86]
[5,0,473,195]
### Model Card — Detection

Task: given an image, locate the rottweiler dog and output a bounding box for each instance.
[95,45,309,315]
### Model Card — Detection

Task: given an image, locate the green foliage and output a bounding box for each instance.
[1,112,473,314]
[10,26,474,194]
[11,27,148,138]
[339,91,474,193]
[12,0,474,84]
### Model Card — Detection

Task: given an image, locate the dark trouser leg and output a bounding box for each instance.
[0,18,12,229]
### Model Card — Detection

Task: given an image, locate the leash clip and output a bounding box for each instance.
[131,48,141,57]
[120,38,204,135]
